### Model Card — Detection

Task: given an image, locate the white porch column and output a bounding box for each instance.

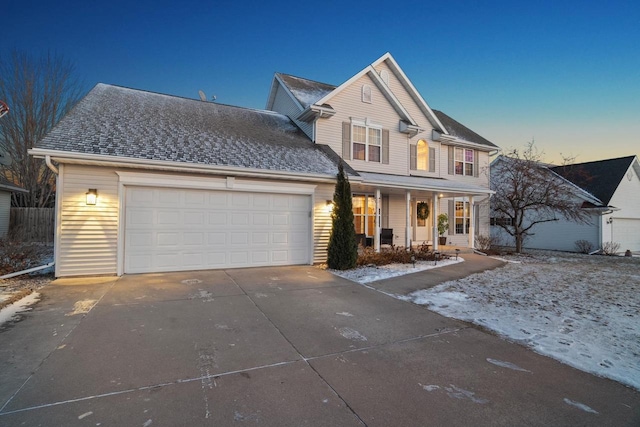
[405,190,411,248]
[432,193,439,251]
[468,195,475,249]
[375,188,381,253]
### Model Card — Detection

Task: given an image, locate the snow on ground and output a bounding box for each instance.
[331,257,463,284]
[0,292,41,327]
[405,251,640,391]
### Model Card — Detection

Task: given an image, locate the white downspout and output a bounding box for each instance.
[45,155,59,174]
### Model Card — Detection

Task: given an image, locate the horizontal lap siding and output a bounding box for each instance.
[313,184,334,263]
[272,83,312,139]
[316,74,409,175]
[373,61,440,177]
[58,165,119,276]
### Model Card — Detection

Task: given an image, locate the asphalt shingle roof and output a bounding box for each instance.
[36,84,344,176]
[276,73,336,109]
[550,156,636,205]
[432,110,498,148]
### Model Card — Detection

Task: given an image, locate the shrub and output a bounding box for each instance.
[0,239,49,276]
[601,241,621,256]
[356,245,449,267]
[574,239,594,254]
[327,164,357,270]
[475,234,497,252]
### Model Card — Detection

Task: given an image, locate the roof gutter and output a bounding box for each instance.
[297,105,337,122]
[359,178,494,196]
[438,134,499,151]
[31,149,362,184]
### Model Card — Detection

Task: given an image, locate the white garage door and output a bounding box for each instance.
[613,219,640,252]
[124,186,311,274]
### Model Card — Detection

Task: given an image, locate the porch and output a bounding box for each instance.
[349,172,493,253]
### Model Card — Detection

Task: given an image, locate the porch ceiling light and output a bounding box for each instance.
[86,189,98,206]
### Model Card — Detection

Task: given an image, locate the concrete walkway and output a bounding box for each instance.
[368,252,506,295]
[0,265,638,426]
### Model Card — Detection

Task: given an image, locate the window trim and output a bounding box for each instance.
[352,194,376,237]
[351,120,382,163]
[454,147,475,176]
[361,85,372,103]
[454,198,471,235]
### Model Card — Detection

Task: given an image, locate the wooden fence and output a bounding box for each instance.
[9,208,55,243]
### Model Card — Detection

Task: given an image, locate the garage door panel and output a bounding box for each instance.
[232,213,249,226]
[208,212,227,225]
[125,187,311,274]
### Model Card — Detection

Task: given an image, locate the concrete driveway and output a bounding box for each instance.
[1,266,638,426]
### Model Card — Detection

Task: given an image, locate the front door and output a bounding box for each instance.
[415,200,430,243]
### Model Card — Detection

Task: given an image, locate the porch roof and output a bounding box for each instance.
[356,172,493,197]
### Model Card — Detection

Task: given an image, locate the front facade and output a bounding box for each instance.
[267,54,498,251]
[32,53,498,277]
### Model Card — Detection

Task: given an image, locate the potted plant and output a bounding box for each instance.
[437,213,448,245]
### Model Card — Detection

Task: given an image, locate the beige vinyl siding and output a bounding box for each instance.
[315,74,410,176]
[387,193,408,246]
[271,82,313,139]
[58,164,119,276]
[312,183,334,263]
[0,191,10,237]
[373,61,440,177]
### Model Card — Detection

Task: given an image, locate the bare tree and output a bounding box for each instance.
[0,50,83,207]
[490,142,590,253]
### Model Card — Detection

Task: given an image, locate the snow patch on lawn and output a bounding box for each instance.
[0,292,40,326]
[406,253,640,391]
[331,257,464,284]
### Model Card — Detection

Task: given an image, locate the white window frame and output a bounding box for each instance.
[454,147,474,176]
[351,119,382,163]
[361,85,372,103]
[454,198,471,235]
[352,194,376,237]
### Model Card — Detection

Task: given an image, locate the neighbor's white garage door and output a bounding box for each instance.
[613,219,640,252]
[124,186,311,274]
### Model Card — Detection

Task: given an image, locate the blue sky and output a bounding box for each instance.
[4,0,639,163]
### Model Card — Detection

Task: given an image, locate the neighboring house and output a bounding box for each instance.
[30,52,498,277]
[491,155,640,253]
[0,177,28,238]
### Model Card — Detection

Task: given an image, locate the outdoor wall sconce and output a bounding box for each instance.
[86,189,98,206]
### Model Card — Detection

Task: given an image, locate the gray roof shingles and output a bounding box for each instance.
[276,73,336,109]
[433,110,498,148]
[36,84,343,176]
[550,156,636,205]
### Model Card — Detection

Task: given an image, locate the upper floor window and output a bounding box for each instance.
[455,147,474,176]
[362,85,372,103]
[352,123,381,162]
[417,140,429,170]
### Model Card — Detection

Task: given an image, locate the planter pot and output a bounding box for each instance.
[438,236,447,246]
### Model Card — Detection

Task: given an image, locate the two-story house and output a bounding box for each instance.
[267,53,498,251]
[30,53,498,277]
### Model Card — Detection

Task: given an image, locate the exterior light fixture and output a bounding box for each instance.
[86,189,98,206]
